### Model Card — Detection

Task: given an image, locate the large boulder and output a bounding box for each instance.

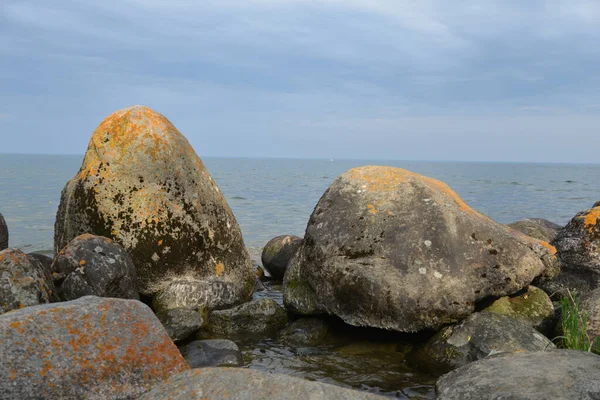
[54,106,255,309]
[284,166,556,332]
[580,288,600,351]
[52,234,138,300]
[436,350,600,400]
[179,339,242,368]
[202,298,289,337]
[416,312,554,372]
[261,235,303,280]
[547,206,600,295]
[0,296,189,399]
[507,218,561,242]
[0,248,57,314]
[138,368,387,400]
[0,212,7,250]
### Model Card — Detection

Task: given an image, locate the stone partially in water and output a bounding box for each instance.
[54,106,255,310]
[0,248,57,314]
[417,312,554,372]
[284,166,556,332]
[179,339,242,368]
[202,298,289,337]
[436,350,600,400]
[279,317,330,345]
[0,212,8,250]
[261,235,303,281]
[507,218,561,242]
[138,368,388,400]
[482,285,555,334]
[52,234,138,301]
[0,296,189,399]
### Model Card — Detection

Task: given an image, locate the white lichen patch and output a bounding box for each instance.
[424,240,432,247]
[434,271,443,279]
[151,252,160,262]
[419,267,427,275]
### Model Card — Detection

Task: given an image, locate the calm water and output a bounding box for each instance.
[0,153,598,255]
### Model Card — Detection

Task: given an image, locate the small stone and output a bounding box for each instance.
[179,339,242,368]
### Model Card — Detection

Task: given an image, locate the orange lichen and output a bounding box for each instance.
[367,204,379,214]
[215,262,225,277]
[79,260,86,266]
[583,207,600,232]
[158,240,163,246]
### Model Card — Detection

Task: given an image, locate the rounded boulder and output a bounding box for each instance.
[261,235,303,280]
[284,166,556,332]
[53,106,254,309]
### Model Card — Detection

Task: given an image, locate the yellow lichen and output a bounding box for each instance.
[215,262,225,277]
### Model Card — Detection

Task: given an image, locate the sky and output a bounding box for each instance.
[1,0,599,162]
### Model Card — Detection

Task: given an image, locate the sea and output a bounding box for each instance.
[1,153,599,256]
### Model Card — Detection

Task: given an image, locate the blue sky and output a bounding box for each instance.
[1,1,599,162]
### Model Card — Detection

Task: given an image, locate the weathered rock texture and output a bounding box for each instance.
[581,288,600,351]
[179,339,242,368]
[284,166,556,332]
[0,296,189,400]
[418,312,554,372]
[54,106,254,309]
[436,350,600,400]
[0,212,7,250]
[547,206,600,295]
[0,248,57,314]
[507,218,561,242]
[482,285,554,333]
[52,234,138,301]
[279,317,330,345]
[137,368,387,400]
[203,298,289,336]
[157,307,204,342]
[261,235,303,280]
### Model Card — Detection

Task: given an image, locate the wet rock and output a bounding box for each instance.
[436,349,600,400]
[0,296,189,400]
[157,307,204,342]
[580,288,600,351]
[418,312,554,372]
[52,234,138,301]
[262,235,303,280]
[0,212,7,250]
[179,339,242,368]
[138,368,387,400]
[54,106,254,309]
[203,298,288,336]
[482,285,555,334]
[546,206,600,296]
[0,248,57,314]
[284,166,556,332]
[280,317,330,345]
[507,218,561,242]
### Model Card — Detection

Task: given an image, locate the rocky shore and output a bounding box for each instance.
[1,105,599,399]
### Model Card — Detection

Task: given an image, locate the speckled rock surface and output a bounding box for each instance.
[0,212,8,250]
[179,339,242,368]
[0,248,57,314]
[137,368,387,400]
[482,285,555,333]
[157,307,204,342]
[284,166,556,332]
[436,349,600,400]
[52,234,138,301]
[0,296,189,400]
[418,312,554,372]
[203,298,289,336]
[27,253,53,274]
[581,288,600,351]
[261,235,303,280]
[54,106,255,309]
[507,218,561,242]
[545,206,600,296]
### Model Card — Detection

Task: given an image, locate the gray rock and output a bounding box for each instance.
[436,349,600,400]
[280,317,330,345]
[0,212,7,250]
[0,296,189,400]
[157,307,204,342]
[54,106,255,309]
[27,252,53,274]
[203,298,289,336]
[284,166,556,332]
[546,206,600,296]
[52,234,139,301]
[0,248,57,314]
[262,235,303,280]
[507,218,561,242]
[593,201,600,208]
[418,312,554,372]
[179,339,242,368]
[138,368,387,400]
[580,288,600,351]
